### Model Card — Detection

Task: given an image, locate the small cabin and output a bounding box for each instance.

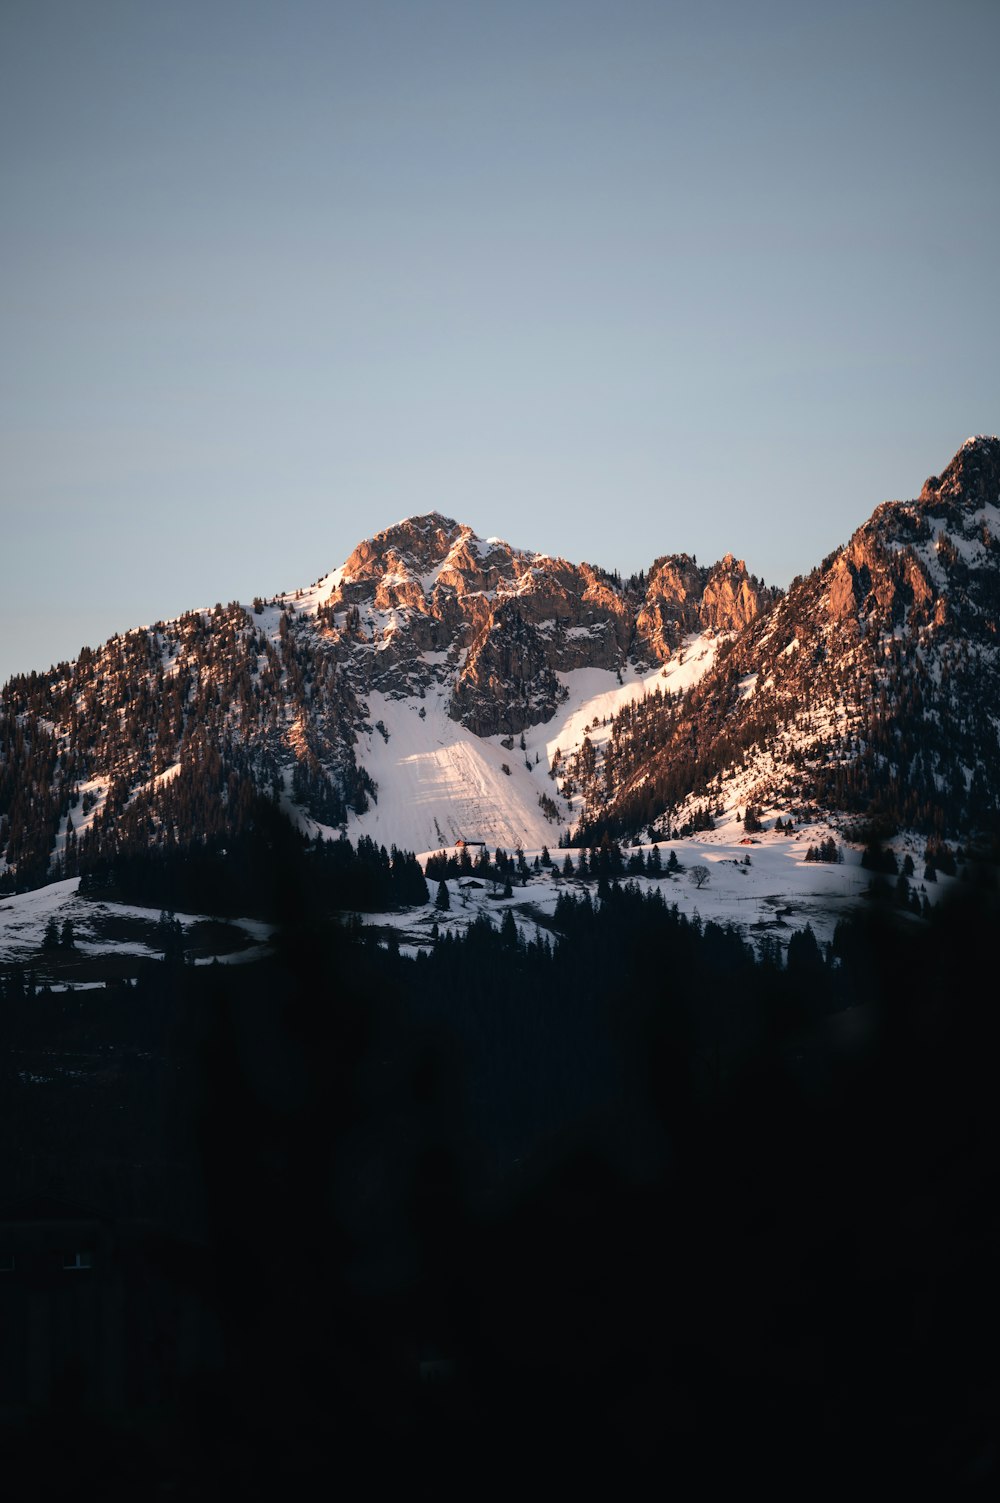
[454,839,487,852]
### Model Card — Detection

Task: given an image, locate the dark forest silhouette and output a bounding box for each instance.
[1,829,999,1489]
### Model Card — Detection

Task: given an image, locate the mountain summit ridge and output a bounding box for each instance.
[919,432,1000,512]
[1,437,998,889]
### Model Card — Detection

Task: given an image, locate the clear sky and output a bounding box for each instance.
[2,0,998,683]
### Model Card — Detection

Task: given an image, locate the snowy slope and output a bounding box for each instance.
[367,824,947,964]
[0,877,274,975]
[0,828,945,980]
[341,635,721,855]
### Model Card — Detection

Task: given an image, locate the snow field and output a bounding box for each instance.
[0,877,274,968]
[372,825,946,961]
[344,636,721,857]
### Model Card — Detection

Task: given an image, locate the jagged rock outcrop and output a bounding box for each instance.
[634,553,775,661]
[700,554,773,633]
[920,433,1000,514]
[817,435,1000,642]
[825,531,934,630]
[318,513,764,736]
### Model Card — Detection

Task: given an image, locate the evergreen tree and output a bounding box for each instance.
[435,880,450,912]
[500,908,518,949]
[787,922,823,974]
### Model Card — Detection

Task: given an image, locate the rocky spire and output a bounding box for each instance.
[919,434,1000,512]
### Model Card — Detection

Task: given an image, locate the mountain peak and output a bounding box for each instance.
[339,512,468,585]
[370,511,465,551]
[919,434,1000,510]
[392,510,462,533]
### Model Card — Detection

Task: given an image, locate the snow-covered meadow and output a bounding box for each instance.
[0,817,944,981]
[0,876,274,981]
[371,818,941,961]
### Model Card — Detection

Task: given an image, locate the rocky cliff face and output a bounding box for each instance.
[633,553,773,660]
[318,515,774,736]
[816,435,1000,643]
[587,436,1000,842]
[919,433,1000,514]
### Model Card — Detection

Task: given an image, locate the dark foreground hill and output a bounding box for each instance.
[2,852,999,1491]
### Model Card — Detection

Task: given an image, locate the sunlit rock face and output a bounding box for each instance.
[319,513,771,736]
[633,553,774,664]
[590,436,1000,843]
[700,554,771,634]
[919,434,1000,515]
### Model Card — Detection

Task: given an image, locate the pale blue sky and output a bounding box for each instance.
[2,0,998,682]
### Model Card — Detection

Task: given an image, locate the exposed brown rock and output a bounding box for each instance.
[700,554,766,632]
[919,434,1000,512]
[827,556,860,621]
[320,516,776,735]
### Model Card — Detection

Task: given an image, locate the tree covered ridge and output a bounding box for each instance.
[0,601,373,892]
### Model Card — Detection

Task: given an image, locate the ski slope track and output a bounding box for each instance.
[344,640,719,857]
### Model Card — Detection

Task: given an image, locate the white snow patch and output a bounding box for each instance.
[349,692,549,853]
[343,634,722,855]
[0,877,275,967]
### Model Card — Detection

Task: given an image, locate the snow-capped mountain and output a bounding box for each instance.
[1,435,997,894]
[0,516,772,884]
